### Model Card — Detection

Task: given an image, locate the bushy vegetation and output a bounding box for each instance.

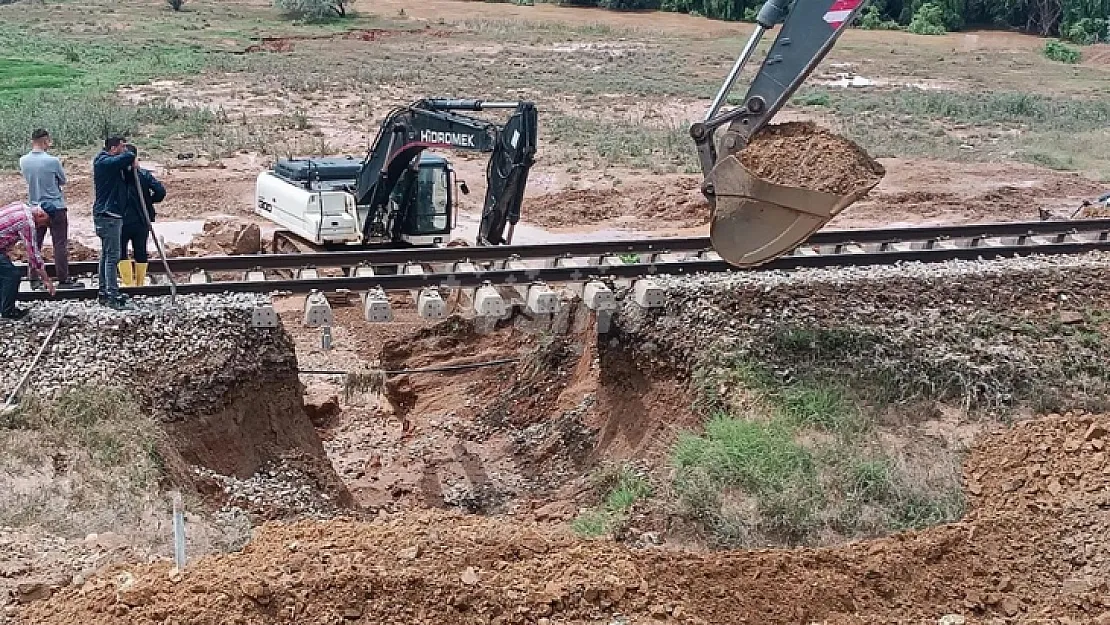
[274,0,354,20]
[1043,39,1083,63]
[670,361,967,547]
[557,0,1108,42]
[907,2,948,34]
[859,5,901,30]
[0,93,216,169]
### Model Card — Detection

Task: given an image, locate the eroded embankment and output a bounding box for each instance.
[594,252,1110,548]
[0,296,336,482]
[0,296,349,613]
[361,305,697,517]
[616,252,1110,412]
[19,411,1110,624]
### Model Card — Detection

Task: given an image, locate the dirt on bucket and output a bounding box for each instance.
[738,121,885,195]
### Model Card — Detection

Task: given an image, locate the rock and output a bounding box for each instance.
[938,615,966,625]
[305,396,342,428]
[117,583,153,608]
[0,560,31,578]
[1000,596,1021,617]
[398,546,420,560]
[14,582,52,604]
[239,579,271,605]
[233,223,261,255]
[1059,311,1084,324]
[532,501,575,522]
[1085,424,1107,441]
[460,567,479,585]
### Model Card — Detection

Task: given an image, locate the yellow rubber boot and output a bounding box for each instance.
[133,262,148,287]
[117,260,134,287]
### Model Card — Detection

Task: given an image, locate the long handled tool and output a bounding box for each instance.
[132,165,177,307]
[2,304,69,414]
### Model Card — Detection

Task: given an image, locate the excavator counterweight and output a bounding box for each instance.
[693,0,883,267]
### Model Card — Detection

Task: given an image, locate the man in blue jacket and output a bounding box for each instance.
[92,136,136,309]
[118,144,166,287]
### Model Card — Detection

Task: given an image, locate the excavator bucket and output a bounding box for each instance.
[704,153,884,267]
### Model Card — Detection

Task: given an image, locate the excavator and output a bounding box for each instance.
[255,98,537,250]
[257,0,877,267]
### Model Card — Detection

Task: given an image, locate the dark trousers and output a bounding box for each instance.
[0,253,21,316]
[34,206,69,282]
[120,222,149,263]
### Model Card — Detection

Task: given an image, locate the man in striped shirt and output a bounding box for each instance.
[0,201,56,320]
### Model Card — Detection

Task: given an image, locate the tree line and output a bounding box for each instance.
[555,0,1109,43]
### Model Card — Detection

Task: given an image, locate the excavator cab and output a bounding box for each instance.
[391,154,454,246]
[694,0,882,267]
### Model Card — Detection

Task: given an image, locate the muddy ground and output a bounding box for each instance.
[19,411,1110,625]
[5,251,1110,622]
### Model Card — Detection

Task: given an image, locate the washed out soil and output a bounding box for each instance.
[739,121,886,195]
[21,411,1110,624]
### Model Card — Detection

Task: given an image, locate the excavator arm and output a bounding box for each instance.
[691,0,875,267]
[355,98,537,246]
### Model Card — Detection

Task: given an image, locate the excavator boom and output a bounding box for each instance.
[692,0,878,267]
[356,98,537,246]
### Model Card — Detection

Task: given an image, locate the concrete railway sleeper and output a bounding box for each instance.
[14,235,1110,334]
[17,217,1110,282]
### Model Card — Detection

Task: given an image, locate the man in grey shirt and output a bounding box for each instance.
[19,128,79,289]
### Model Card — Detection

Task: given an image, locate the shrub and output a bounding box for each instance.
[273,0,353,20]
[1063,17,1108,44]
[599,0,660,8]
[858,5,901,30]
[907,2,947,35]
[1043,39,1082,64]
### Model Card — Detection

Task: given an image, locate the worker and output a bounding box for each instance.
[92,136,136,309]
[19,128,80,291]
[0,202,57,320]
[118,145,166,287]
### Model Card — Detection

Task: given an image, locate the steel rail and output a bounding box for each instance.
[22,238,1110,301]
[29,218,1110,277]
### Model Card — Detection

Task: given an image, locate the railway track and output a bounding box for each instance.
[20,218,1110,301]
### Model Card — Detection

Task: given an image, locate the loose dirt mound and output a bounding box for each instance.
[166,218,261,257]
[5,240,98,263]
[21,412,1110,624]
[523,177,709,230]
[739,121,885,195]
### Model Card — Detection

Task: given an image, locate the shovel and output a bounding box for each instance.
[2,304,70,414]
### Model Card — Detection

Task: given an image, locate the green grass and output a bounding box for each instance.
[672,346,974,547]
[570,464,653,538]
[546,113,699,173]
[670,408,966,546]
[0,58,83,92]
[0,93,217,168]
[790,86,1110,175]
